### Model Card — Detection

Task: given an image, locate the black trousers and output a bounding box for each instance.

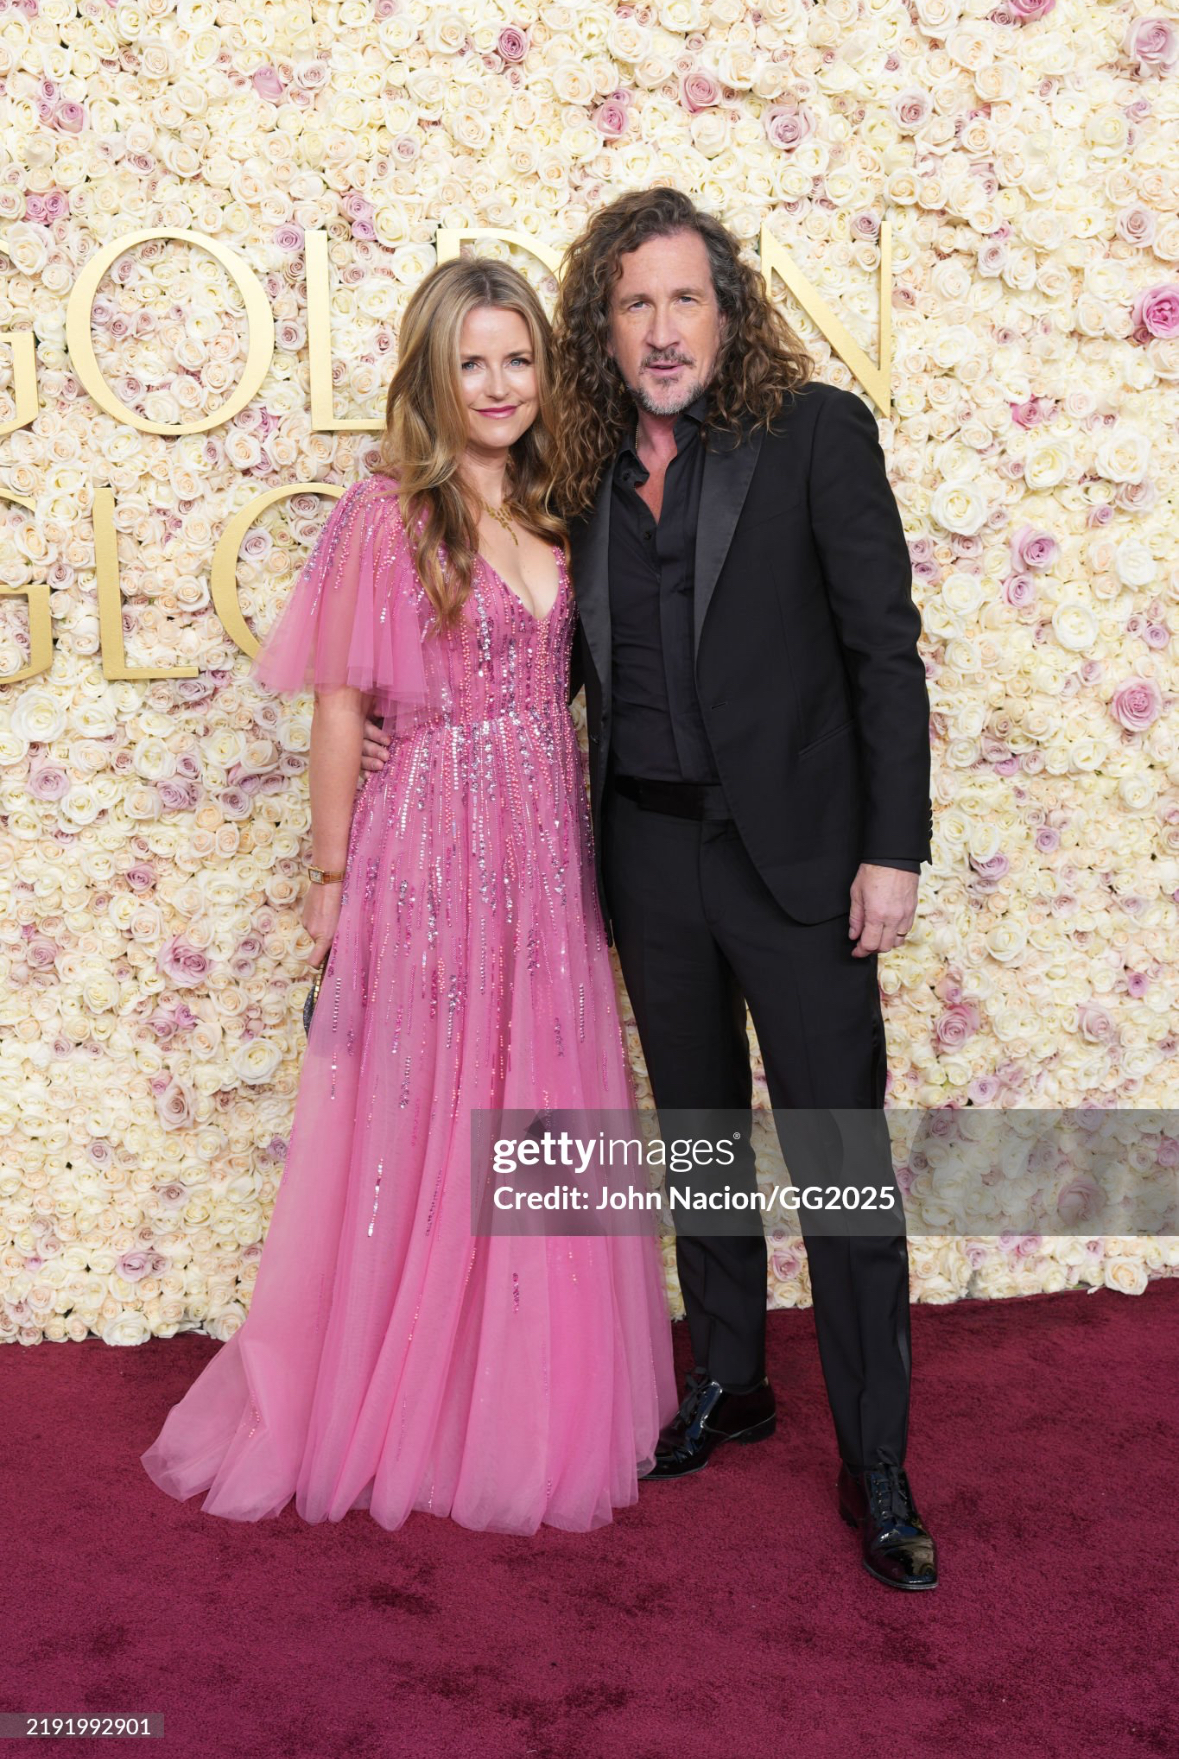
[601,784,911,1472]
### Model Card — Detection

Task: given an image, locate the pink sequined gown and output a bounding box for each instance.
[141,475,676,1534]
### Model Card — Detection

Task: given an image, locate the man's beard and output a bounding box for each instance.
[631,374,708,417]
[624,357,708,418]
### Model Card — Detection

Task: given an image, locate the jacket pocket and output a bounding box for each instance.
[797,718,855,759]
[740,490,807,533]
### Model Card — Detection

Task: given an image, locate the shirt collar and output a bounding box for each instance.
[616,389,709,474]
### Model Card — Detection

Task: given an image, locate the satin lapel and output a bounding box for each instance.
[570,466,614,711]
[693,419,764,658]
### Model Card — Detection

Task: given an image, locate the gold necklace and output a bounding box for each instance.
[481,497,519,544]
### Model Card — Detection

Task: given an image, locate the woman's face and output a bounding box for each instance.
[457,304,540,455]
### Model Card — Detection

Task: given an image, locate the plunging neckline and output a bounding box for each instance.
[478,547,565,625]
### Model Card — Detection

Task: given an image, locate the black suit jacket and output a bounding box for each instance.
[568,379,932,932]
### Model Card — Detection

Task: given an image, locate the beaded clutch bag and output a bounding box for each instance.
[303,960,326,1035]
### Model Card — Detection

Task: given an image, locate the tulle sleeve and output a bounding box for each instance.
[249,476,441,729]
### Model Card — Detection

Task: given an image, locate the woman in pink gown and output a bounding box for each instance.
[141,260,677,1534]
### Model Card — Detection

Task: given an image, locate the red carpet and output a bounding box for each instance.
[4,1281,1177,1759]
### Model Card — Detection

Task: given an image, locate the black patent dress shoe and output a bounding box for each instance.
[641,1370,776,1480]
[838,1462,938,1590]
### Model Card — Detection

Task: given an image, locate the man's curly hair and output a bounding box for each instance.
[550,188,814,517]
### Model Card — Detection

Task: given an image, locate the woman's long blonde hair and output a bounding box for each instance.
[373,258,566,627]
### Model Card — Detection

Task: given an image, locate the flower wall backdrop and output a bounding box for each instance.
[1,0,1177,1346]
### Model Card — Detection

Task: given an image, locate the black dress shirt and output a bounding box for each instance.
[607,393,919,872]
[608,393,717,783]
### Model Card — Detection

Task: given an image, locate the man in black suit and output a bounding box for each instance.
[361,189,937,1589]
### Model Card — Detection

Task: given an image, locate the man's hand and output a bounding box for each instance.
[360,714,392,777]
[848,864,918,957]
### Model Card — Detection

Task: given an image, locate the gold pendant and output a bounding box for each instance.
[482,498,519,543]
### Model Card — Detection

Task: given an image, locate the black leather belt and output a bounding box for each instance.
[611,774,731,821]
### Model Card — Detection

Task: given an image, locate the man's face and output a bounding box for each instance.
[606,229,724,419]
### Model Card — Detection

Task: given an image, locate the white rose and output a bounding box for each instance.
[80,969,121,1014]
[229,1038,283,1085]
[448,107,491,152]
[985,923,1027,965]
[930,481,988,537]
[391,243,436,284]
[1023,436,1074,490]
[941,572,986,617]
[1050,604,1097,652]
[1103,1256,1148,1296]
[659,0,702,28]
[549,58,594,105]
[1114,539,1156,588]
[607,18,650,63]
[1094,424,1150,483]
[9,689,66,744]
[1119,774,1157,811]
[132,736,177,781]
[715,45,759,90]
[102,1310,152,1346]
[205,1302,248,1342]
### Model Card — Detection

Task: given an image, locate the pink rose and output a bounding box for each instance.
[967,1075,1001,1105]
[497,26,530,63]
[157,778,200,811]
[1125,972,1150,999]
[27,938,59,970]
[1109,675,1163,732]
[935,1003,980,1051]
[28,764,70,800]
[158,936,210,986]
[155,1077,195,1131]
[1076,1003,1115,1043]
[890,89,931,132]
[55,102,85,133]
[1034,827,1060,853]
[1131,283,1179,339]
[1010,396,1054,428]
[1010,524,1058,572]
[969,852,1010,883]
[1002,573,1036,608]
[593,98,629,138]
[1007,0,1056,19]
[771,1245,803,1281]
[252,67,285,103]
[763,104,815,152]
[1117,206,1157,247]
[679,67,720,113]
[1056,1175,1103,1227]
[1125,16,1178,75]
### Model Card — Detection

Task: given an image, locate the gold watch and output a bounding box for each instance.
[307,865,345,884]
